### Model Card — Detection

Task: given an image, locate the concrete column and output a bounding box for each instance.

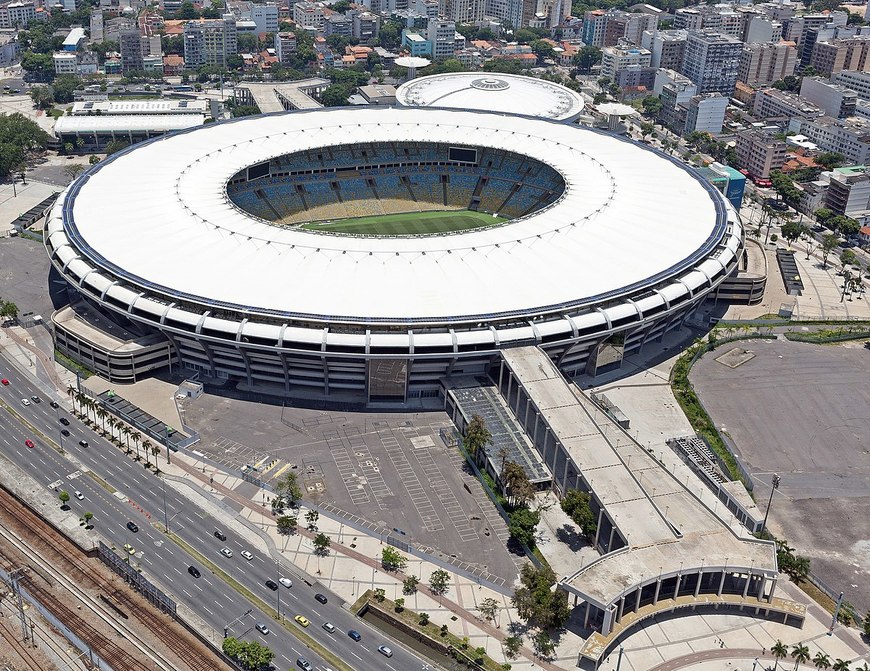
[607,525,616,553]
[653,579,661,605]
[498,360,504,393]
[532,412,540,447]
[561,455,570,492]
[768,576,777,602]
[673,574,681,600]
[524,397,532,427]
[593,508,604,549]
[618,596,625,620]
[695,570,703,597]
[757,575,766,601]
[742,571,752,598]
[718,570,726,597]
[583,602,591,628]
[634,585,641,613]
[514,381,522,416]
[550,441,560,474]
[602,606,615,636]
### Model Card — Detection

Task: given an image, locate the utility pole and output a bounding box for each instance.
[10,567,29,642]
[760,473,780,537]
[223,608,253,638]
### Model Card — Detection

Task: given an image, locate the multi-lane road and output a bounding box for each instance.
[0,360,429,671]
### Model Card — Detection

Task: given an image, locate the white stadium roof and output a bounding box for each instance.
[396,73,585,121]
[59,107,726,324]
[54,114,205,134]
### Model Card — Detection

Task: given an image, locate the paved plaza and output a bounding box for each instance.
[690,338,870,614]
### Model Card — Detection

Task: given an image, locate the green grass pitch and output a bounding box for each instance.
[299,209,507,236]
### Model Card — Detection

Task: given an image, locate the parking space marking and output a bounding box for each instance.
[414,444,478,541]
[329,440,370,505]
[378,429,443,532]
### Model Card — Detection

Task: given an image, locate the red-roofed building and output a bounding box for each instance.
[163,54,184,75]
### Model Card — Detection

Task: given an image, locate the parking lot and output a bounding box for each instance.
[183,394,523,582]
[690,338,870,613]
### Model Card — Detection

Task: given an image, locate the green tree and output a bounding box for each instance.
[863,612,870,637]
[781,220,808,247]
[64,163,85,182]
[530,39,556,61]
[0,112,50,179]
[464,413,492,461]
[814,652,832,670]
[429,569,450,595]
[29,85,53,109]
[508,507,540,546]
[841,248,859,268]
[831,661,851,671]
[276,515,297,535]
[573,45,601,73]
[105,140,130,156]
[0,301,20,321]
[381,546,408,572]
[20,51,54,81]
[814,207,835,227]
[313,532,331,556]
[815,152,845,170]
[373,587,386,602]
[792,643,811,670]
[641,94,663,117]
[821,233,840,268]
[305,509,319,530]
[772,640,789,670]
[478,596,500,626]
[504,635,522,659]
[502,460,534,507]
[402,574,419,594]
[176,1,200,19]
[222,636,243,658]
[394,597,405,611]
[52,74,83,104]
[273,471,303,512]
[639,122,655,140]
[59,490,70,507]
[82,511,93,527]
[512,563,570,630]
[320,84,353,107]
[532,630,555,659]
[561,489,597,537]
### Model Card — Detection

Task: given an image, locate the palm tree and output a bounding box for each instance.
[143,440,152,467]
[813,652,832,670]
[832,660,851,671]
[140,440,150,464]
[130,431,140,458]
[772,641,789,670]
[96,408,107,434]
[792,644,810,670]
[151,445,160,471]
[107,417,116,442]
[67,385,77,412]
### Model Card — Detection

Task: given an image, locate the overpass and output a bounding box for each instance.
[234,79,330,113]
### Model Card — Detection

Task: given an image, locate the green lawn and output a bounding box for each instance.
[300,209,507,236]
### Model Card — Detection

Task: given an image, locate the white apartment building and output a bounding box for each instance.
[600,45,651,81]
[685,92,727,134]
[797,116,870,165]
[183,15,238,68]
[799,77,857,118]
[427,17,456,59]
[353,11,379,41]
[441,0,484,24]
[274,31,296,63]
[250,4,278,35]
[53,51,77,74]
[833,70,870,99]
[293,1,325,30]
[0,1,37,29]
[642,29,687,70]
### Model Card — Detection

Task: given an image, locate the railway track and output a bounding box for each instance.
[0,611,45,671]
[0,484,220,671]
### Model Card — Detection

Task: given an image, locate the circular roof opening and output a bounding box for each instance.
[471,78,511,91]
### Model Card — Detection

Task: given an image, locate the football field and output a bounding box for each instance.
[300,209,506,236]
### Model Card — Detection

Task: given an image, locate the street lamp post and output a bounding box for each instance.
[760,473,780,537]
[161,476,169,533]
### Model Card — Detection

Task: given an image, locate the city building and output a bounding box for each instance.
[685,92,727,135]
[680,30,742,96]
[0,1,37,29]
[62,26,86,51]
[600,44,651,81]
[658,76,697,134]
[796,116,870,165]
[324,13,351,37]
[292,1,325,30]
[641,29,686,70]
[832,69,870,99]
[52,51,77,74]
[402,29,430,56]
[742,14,782,44]
[752,88,825,124]
[250,3,278,35]
[674,5,742,37]
[358,83,397,104]
[738,41,797,88]
[352,11,379,42]
[119,29,144,73]
[0,32,18,67]
[824,165,870,221]
[484,0,531,32]
[183,15,237,68]
[810,36,870,77]
[583,9,651,48]
[799,77,857,119]
[427,17,456,60]
[274,31,296,63]
[441,0,484,23]
[735,129,788,179]
[90,11,104,41]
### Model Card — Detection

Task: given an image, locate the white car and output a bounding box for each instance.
[20,398,30,406]
[241,550,253,561]
[220,547,233,558]
[74,490,84,500]
[279,577,293,588]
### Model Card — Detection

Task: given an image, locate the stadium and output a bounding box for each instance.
[45,106,743,402]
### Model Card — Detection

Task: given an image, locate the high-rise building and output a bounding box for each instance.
[600,45,651,81]
[292,1,325,30]
[183,15,237,68]
[752,88,825,121]
[642,29,687,70]
[352,11,379,41]
[810,36,870,76]
[274,31,297,63]
[680,30,742,96]
[674,6,742,38]
[427,17,456,59]
[684,93,727,135]
[738,41,797,87]
[735,130,788,179]
[797,116,870,165]
[250,4,278,35]
[442,0,484,24]
[833,69,870,98]
[119,29,144,72]
[825,165,870,218]
[799,77,858,118]
[90,11,104,41]
[0,1,37,29]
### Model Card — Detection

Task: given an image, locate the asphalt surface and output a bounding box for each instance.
[0,359,428,671]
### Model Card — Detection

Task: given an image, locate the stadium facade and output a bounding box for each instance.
[46,106,743,402]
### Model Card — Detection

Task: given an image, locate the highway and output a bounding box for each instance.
[0,361,429,671]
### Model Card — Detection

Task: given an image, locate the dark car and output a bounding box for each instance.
[348,630,362,642]
[79,440,88,448]
[127,521,139,532]
[188,566,201,578]
[59,417,70,426]
[314,593,328,604]
[61,429,70,437]
[265,579,278,591]
[30,395,41,403]
[214,530,227,541]
[49,401,59,409]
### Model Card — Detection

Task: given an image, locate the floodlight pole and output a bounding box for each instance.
[760,473,780,537]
